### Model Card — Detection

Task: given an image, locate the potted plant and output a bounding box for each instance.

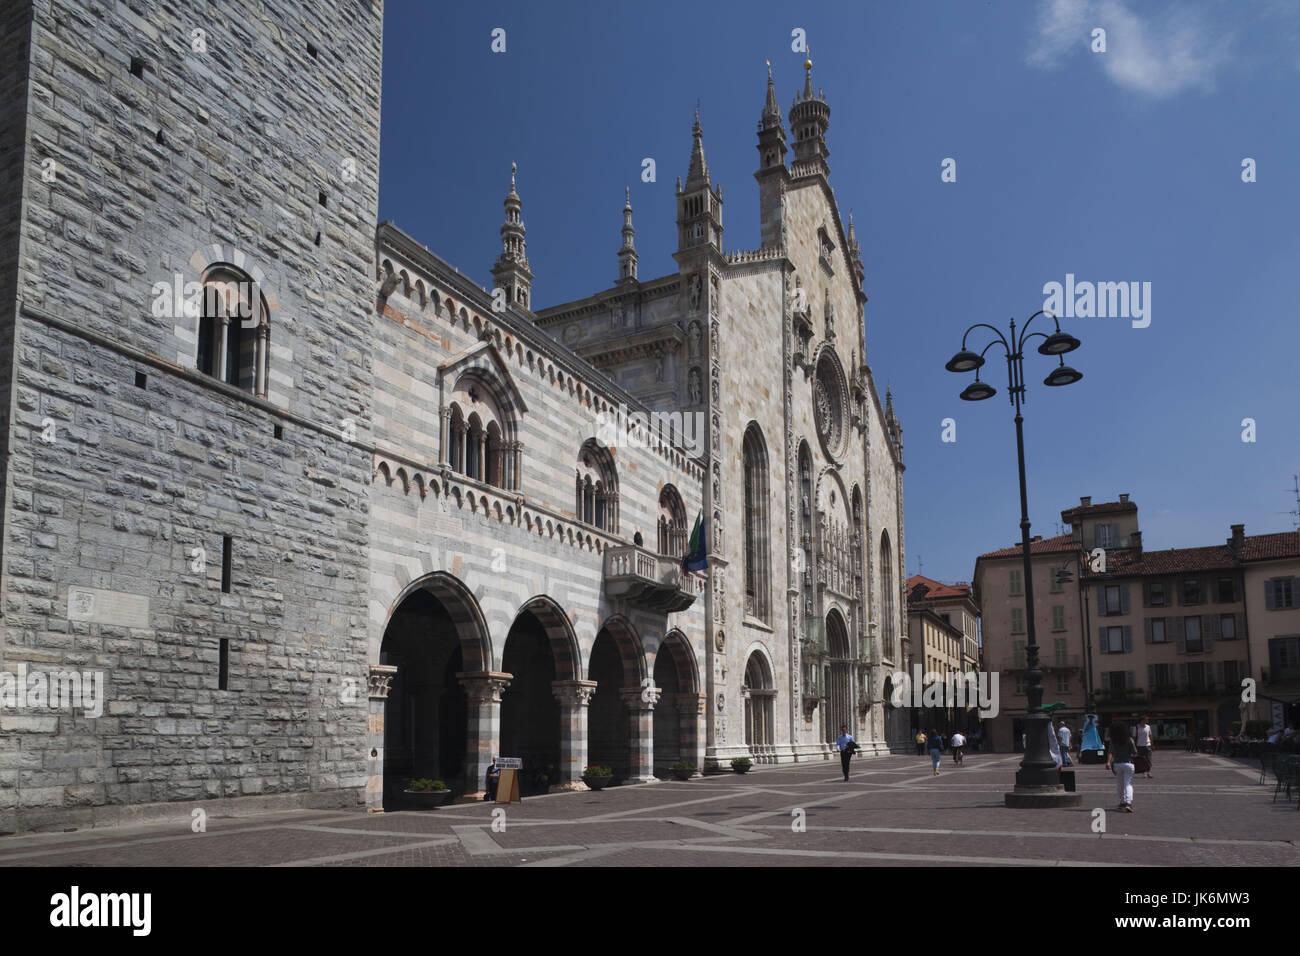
[670,760,695,781]
[581,765,613,790]
[731,757,753,774]
[403,778,454,809]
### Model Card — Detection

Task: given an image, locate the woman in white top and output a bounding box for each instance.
[1135,717,1153,778]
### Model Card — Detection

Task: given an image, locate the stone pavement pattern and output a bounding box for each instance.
[2,752,1295,867]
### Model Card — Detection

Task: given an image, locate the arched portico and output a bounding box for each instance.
[375,572,496,809]
[652,629,704,775]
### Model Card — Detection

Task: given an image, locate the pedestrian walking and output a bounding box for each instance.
[928,728,944,775]
[836,724,860,781]
[1136,715,1154,777]
[915,729,927,756]
[1107,721,1138,812]
[1056,718,1073,767]
[950,730,966,765]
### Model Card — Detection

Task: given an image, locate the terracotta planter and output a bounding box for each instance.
[403,789,454,809]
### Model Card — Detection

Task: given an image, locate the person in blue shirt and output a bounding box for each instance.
[835,725,859,781]
[928,728,944,775]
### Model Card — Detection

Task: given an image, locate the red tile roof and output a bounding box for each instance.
[977,533,1080,560]
[1088,544,1236,577]
[1240,531,1300,562]
[1060,499,1138,523]
[906,575,972,602]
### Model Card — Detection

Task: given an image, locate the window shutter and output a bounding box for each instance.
[1215,660,1225,688]
[1125,670,1135,689]
[1098,626,1108,654]
[1237,613,1246,640]
[1123,625,1132,652]
[1097,586,1105,616]
[1178,662,1188,688]
[1121,584,1130,615]
[1175,617,1186,653]
[1265,580,1276,611]
[1144,618,1152,643]
[1147,664,1156,688]
[1142,582,1152,607]
[1204,614,1217,650]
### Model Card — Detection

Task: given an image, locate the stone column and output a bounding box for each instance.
[620,686,660,783]
[256,323,269,397]
[216,314,230,381]
[457,671,511,800]
[366,664,398,813]
[551,680,598,791]
[677,692,706,775]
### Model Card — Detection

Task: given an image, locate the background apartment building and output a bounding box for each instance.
[973,532,1090,752]
[904,576,981,737]
[975,494,1300,751]
[1237,529,1300,732]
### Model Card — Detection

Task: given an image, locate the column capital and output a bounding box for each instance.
[456,670,512,703]
[620,685,660,709]
[552,679,598,708]
[368,664,398,700]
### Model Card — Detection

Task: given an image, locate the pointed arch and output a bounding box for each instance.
[743,422,771,621]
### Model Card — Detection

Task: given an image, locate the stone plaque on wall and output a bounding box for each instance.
[67,587,150,627]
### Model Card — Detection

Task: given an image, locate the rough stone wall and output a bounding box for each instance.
[0,4,35,563]
[0,0,383,834]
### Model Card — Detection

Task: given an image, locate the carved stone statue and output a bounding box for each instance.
[688,367,702,403]
[688,321,702,358]
[688,274,701,311]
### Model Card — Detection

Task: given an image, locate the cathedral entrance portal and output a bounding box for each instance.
[825,610,853,744]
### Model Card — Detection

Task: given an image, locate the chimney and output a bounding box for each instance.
[1131,530,1142,560]
[1080,496,1091,507]
[1119,493,1129,504]
[1230,524,1245,553]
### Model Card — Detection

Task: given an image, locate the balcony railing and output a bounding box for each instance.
[603,545,697,613]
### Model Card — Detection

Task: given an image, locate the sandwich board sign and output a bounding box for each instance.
[496,757,522,804]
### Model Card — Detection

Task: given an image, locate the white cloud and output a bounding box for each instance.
[1026,0,1233,98]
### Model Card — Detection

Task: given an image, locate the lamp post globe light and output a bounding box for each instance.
[946,311,1083,808]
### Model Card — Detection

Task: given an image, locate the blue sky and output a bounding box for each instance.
[378,0,1300,585]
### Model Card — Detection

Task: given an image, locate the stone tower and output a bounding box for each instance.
[491,163,533,312]
[0,0,384,833]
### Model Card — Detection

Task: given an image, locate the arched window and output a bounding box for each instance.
[657,485,687,557]
[743,651,775,749]
[197,265,270,396]
[743,424,770,622]
[880,530,896,664]
[445,372,517,490]
[575,439,617,532]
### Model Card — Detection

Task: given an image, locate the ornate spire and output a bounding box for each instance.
[789,57,830,173]
[685,109,709,188]
[617,186,638,283]
[492,162,533,311]
[761,60,781,129]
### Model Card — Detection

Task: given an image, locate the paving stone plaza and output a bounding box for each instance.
[3,751,1293,868]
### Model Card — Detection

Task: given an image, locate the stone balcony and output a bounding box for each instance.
[603,545,697,613]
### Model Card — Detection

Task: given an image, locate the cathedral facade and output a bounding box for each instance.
[0,0,904,833]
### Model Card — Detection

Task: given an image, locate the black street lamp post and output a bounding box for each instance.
[946,311,1084,808]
